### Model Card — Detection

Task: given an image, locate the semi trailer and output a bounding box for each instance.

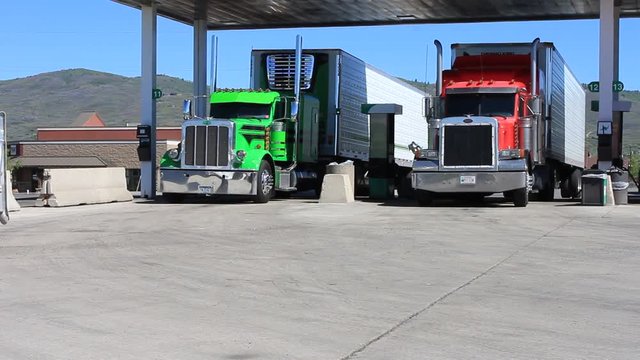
[412,39,586,207]
[160,37,427,203]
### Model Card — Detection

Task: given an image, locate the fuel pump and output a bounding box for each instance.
[136,125,152,162]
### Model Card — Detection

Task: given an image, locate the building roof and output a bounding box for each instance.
[35,127,182,142]
[72,112,106,127]
[11,156,107,168]
[112,0,640,30]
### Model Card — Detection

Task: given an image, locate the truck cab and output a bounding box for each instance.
[412,40,585,207]
[160,89,319,203]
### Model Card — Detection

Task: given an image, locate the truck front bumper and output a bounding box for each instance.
[412,170,527,193]
[160,168,257,196]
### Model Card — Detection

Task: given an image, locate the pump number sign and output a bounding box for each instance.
[152,88,163,99]
[587,81,624,93]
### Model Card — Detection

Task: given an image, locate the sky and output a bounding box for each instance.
[1,1,640,90]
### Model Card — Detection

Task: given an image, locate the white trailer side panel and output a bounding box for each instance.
[545,46,585,168]
[338,51,427,166]
[336,51,370,160]
[362,65,428,167]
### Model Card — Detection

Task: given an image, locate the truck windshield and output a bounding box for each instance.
[210,102,271,119]
[445,93,515,117]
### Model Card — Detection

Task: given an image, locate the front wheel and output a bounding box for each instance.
[512,187,528,207]
[254,160,274,203]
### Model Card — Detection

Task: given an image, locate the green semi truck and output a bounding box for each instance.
[159,37,427,203]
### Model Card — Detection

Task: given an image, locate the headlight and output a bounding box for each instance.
[236,150,246,160]
[168,148,180,160]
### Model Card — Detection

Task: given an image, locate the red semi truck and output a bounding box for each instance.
[412,39,586,207]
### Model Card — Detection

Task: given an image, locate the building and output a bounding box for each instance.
[9,112,181,192]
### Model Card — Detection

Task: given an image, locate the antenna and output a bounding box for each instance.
[424,43,429,95]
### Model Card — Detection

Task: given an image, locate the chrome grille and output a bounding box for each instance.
[266,54,314,90]
[184,125,230,167]
[442,125,494,167]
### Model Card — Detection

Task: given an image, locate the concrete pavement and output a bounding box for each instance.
[0,197,639,359]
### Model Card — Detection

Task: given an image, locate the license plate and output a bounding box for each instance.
[198,185,214,194]
[460,175,476,185]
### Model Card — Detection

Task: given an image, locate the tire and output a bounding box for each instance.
[416,190,433,206]
[560,182,571,199]
[162,193,184,203]
[568,168,582,198]
[397,172,414,199]
[254,160,274,203]
[539,168,555,202]
[512,187,528,207]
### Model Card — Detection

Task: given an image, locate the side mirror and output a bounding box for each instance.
[424,97,433,119]
[528,96,541,116]
[290,100,299,121]
[424,96,443,120]
[182,99,192,120]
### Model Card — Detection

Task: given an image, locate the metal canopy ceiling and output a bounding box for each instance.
[113,0,640,29]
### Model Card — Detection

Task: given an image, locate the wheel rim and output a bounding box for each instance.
[260,169,273,195]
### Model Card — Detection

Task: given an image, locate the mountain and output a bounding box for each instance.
[0,69,193,140]
[1,70,639,155]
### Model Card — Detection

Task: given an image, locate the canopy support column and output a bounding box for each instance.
[597,0,620,170]
[193,0,208,118]
[140,2,157,198]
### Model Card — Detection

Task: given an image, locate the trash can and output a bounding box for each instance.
[581,170,608,206]
[608,168,629,205]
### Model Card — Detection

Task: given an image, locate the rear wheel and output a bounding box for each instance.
[568,168,582,198]
[254,160,274,203]
[512,187,528,207]
[539,168,555,202]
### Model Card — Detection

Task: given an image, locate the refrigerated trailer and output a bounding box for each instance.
[160,39,427,203]
[412,39,586,207]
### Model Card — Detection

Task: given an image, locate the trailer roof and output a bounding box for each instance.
[112,0,640,30]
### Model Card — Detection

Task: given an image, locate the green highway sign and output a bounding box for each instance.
[152,88,163,99]
[587,81,624,93]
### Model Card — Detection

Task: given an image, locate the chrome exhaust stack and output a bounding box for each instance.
[210,34,219,94]
[434,40,443,96]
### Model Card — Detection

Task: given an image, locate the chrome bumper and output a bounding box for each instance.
[412,171,527,193]
[160,168,257,196]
